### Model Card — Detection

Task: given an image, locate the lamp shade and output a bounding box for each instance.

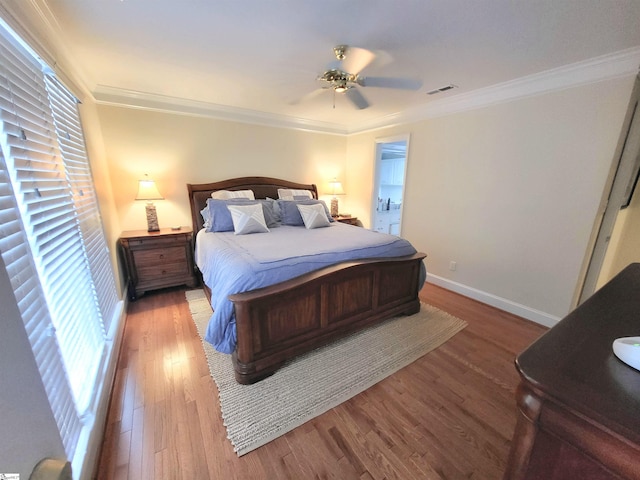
[135,177,164,201]
[328,178,345,196]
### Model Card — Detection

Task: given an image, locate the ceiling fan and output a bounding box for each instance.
[300,45,423,109]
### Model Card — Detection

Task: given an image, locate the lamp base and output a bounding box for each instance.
[145,203,160,232]
[330,197,339,217]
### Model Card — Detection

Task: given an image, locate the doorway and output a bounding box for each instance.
[372,135,409,236]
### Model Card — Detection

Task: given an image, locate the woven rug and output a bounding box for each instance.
[186,289,467,456]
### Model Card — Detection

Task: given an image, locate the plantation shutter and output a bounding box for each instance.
[44,75,119,334]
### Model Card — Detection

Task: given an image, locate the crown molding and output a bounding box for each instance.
[93,86,350,136]
[348,46,640,134]
[93,46,640,136]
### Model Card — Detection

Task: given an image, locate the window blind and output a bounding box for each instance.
[44,75,119,335]
[0,20,120,462]
[0,150,82,455]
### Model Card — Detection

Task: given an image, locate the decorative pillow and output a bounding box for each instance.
[277,199,334,226]
[259,198,281,227]
[297,203,330,229]
[200,206,212,230]
[211,189,255,200]
[267,197,281,220]
[202,198,280,232]
[202,198,251,232]
[227,203,269,235]
[277,188,313,200]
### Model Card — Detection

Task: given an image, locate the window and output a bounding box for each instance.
[0,18,120,463]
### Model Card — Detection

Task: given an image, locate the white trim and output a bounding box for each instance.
[93,85,348,136]
[75,298,126,480]
[371,134,410,235]
[91,47,640,135]
[426,274,560,328]
[352,46,640,134]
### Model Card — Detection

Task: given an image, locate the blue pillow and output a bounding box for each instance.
[277,199,334,226]
[259,198,281,226]
[202,198,280,232]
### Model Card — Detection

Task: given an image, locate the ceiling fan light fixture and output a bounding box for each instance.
[333,45,347,60]
[334,84,348,93]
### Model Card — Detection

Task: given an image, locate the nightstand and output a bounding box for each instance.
[119,227,197,300]
[333,215,359,226]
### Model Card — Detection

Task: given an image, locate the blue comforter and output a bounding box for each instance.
[195,223,424,353]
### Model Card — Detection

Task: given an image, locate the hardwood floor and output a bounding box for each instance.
[95,283,547,480]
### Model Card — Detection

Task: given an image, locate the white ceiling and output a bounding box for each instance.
[40,0,640,131]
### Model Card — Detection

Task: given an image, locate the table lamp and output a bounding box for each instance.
[328,178,344,217]
[135,174,164,232]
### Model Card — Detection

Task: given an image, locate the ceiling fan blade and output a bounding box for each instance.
[345,88,369,109]
[358,76,423,90]
[341,46,375,74]
[288,88,326,105]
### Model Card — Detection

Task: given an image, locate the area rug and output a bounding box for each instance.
[186,289,467,456]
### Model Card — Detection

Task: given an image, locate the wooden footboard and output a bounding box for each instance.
[228,252,426,384]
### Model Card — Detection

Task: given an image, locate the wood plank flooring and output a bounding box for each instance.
[95,283,547,479]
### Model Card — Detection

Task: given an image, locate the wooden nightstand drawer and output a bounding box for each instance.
[127,235,187,250]
[132,246,186,266]
[119,227,197,300]
[137,259,189,280]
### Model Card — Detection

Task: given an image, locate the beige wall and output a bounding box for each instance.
[96,105,347,233]
[346,76,635,319]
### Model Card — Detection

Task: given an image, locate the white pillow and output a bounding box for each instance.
[297,203,330,229]
[277,188,312,200]
[211,189,255,200]
[227,203,269,235]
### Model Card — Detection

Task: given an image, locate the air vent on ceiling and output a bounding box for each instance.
[426,84,458,95]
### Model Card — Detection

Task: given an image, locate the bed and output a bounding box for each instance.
[188,176,426,384]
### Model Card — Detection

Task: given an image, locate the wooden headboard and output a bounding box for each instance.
[187,176,318,232]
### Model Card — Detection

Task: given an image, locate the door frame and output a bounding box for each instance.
[372,133,411,235]
[576,74,640,305]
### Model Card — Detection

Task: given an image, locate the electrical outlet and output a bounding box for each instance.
[449,261,457,271]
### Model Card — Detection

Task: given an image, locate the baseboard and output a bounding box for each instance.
[426,274,560,328]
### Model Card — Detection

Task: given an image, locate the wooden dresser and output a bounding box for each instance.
[119,227,197,300]
[504,263,640,479]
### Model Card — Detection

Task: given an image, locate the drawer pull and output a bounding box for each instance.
[161,270,167,275]
[159,254,164,259]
